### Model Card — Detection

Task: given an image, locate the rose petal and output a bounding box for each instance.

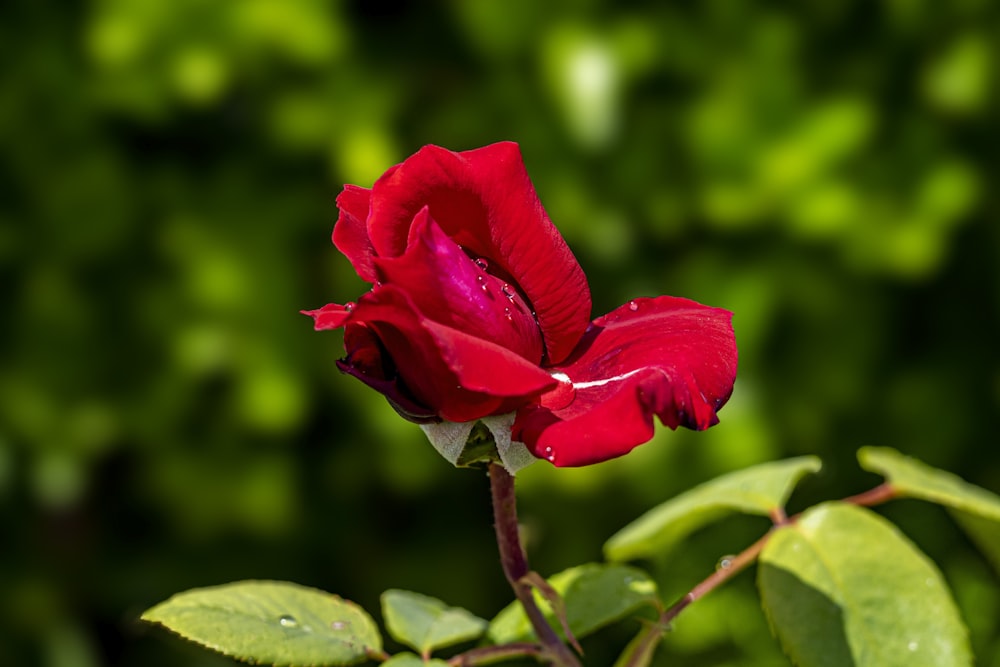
[332,185,377,283]
[333,285,557,423]
[513,296,737,467]
[374,206,543,364]
[365,142,591,364]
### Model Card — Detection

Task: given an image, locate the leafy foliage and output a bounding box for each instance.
[488,564,659,644]
[380,589,487,656]
[605,456,820,561]
[141,580,382,666]
[759,503,971,667]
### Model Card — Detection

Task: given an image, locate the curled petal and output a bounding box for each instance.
[332,185,377,283]
[330,286,557,423]
[374,207,543,364]
[513,296,737,467]
[365,142,591,363]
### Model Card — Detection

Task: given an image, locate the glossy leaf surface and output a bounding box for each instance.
[606,456,821,561]
[381,589,487,655]
[758,503,971,667]
[487,563,659,644]
[141,580,381,666]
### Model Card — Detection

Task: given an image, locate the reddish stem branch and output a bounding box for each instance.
[660,480,900,626]
[448,642,542,666]
[489,463,581,667]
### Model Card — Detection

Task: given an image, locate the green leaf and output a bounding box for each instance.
[141,580,382,666]
[858,446,1000,521]
[382,653,450,666]
[487,563,658,644]
[758,503,971,667]
[380,589,487,656]
[605,456,821,561]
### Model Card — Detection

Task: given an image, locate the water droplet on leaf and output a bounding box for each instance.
[716,555,735,571]
[278,615,298,628]
[907,641,919,652]
[628,300,639,312]
[331,620,348,631]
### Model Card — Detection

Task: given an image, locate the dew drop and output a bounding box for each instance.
[504,307,513,321]
[501,283,515,301]
[543,446,555,462]
[331,620,348,631]
[907,640,919,652]
[628,300,639,312]
[344,302,356,312]
[278,615,298,628]
[716,555,735,571]
[474,258,489,270]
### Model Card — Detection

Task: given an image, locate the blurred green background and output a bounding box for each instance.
[2,0,998,665]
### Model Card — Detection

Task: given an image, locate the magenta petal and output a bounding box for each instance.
[374,207,543,364]
[513,296,737,467]
[332,185,377,283]
[365,142,591,364]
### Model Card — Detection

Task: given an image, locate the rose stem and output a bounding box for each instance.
[448,642,542,666]
[659,481,899,626]
[489,463,581,667]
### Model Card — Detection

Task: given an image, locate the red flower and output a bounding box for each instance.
[305,142,737,467]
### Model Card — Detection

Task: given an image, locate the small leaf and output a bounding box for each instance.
[605,456,821,561]
[858,446,1000,521]
[381,589,487,655]
[487,563,658,645]
[141,580,382,666]
[758,503,971,667]
[612,621,668,667]
[382,653,450,666]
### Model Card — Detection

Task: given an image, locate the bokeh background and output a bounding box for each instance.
[2,1,998,665]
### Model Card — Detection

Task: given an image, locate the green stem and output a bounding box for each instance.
[489,463,581,667]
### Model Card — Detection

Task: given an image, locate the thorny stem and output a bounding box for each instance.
[658,481,899,628]
[489,463,582,667]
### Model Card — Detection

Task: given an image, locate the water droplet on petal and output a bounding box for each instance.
[504,307,513,321]
[628,300,639,312]
[716,555,735,571]
[474,257,489,270]
[543,446,555,462]
[331,621,347,631]
[344,302,356,312]
[501,283,515,301]
[278,615,298,628]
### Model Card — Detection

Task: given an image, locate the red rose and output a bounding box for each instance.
[306,142,737,467]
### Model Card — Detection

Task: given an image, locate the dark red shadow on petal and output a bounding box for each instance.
[364,142,592,364]
[514,296,737,467]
